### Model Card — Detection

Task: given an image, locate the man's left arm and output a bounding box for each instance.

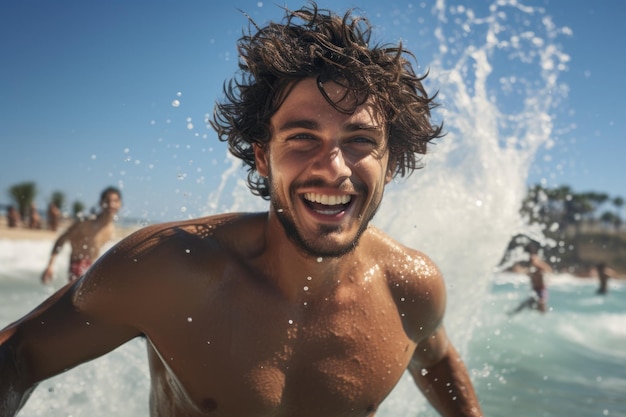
[408,325,483,417]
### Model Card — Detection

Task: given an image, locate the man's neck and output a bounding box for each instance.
[260,211,354,302]
[95,211,115,225]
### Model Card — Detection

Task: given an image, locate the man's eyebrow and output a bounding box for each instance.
[344,122,382,132]
[277,119,319,132]
[277,119,382,133]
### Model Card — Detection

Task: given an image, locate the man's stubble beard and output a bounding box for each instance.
[268,175,384,259]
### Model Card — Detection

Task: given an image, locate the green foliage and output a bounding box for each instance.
[518,184,625,272]
[8,182,37,219]
[51,191,65,210]
[72,200,85,219]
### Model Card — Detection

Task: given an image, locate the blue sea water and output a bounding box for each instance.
[469,273,626,417]
[1,239,624,417]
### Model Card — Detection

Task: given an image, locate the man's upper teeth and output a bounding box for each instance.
[304,193,351,205]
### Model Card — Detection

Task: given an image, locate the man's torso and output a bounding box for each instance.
[76,214,434,417]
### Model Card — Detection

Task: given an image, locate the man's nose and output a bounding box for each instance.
[312,146,352,181]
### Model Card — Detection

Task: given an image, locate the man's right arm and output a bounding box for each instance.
[0,331,37,416]
[2,251,142,415]
[41,225,76,283]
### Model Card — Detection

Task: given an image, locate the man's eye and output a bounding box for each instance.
[349,136,377,146]
[288,133,315,141]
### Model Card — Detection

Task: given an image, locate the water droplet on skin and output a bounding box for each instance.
[303,286,309,291]
[187,317,193,322]
[317,257,323,263]
[288,319,294,325]
[307,276,312,281]
[185,249,191,254]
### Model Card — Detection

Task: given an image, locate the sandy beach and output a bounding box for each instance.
[0,216,139,242]
[0,224,58,241]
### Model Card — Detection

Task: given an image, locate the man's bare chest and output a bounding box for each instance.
[145,284,415,416]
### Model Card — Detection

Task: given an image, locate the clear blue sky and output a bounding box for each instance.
[1,0,624,223]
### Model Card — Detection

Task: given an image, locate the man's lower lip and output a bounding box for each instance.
[314,208,344,216]
[305,206,350,222]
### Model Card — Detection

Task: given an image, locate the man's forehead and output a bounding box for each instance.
[102,192,120,201]
[277,78,385,129]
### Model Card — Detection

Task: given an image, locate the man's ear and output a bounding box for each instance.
[385,158,396,184]
[253,143,269,177]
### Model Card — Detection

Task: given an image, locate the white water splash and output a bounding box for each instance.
[377,1,570,414]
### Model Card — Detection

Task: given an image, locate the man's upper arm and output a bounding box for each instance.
[0,248,141,386]
[388,247,448,366]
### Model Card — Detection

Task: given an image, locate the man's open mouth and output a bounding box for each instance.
[303,192,352,216]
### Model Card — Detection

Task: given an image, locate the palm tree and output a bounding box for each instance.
[8,182,37,220]
[612,196,624,232]
[51,191,65,211]
[72,200,86,219]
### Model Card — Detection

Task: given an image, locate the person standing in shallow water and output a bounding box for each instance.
[596,263,617,295]
[525,242,552,313]
[46,201,61,232]
[0,4,483,417]
[509,242,552,315]
[40,186,122,283]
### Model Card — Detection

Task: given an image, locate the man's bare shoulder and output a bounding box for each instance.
[365,226,446,338]
[111,212,266,257]
[72,213,267,317]
[365,226,442,282]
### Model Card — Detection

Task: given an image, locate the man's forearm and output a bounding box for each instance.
[0,346,35,416]
[412,346,483,417]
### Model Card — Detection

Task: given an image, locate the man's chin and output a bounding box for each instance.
[299,244,356,259]
[296,232,361,259]
[275,206,363,258]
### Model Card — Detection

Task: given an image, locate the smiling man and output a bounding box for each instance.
[0,4,482,417]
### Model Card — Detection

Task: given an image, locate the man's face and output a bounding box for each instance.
[254,77,392,258]
[100,192,122,216]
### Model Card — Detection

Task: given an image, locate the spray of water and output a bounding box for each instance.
[377,1,571,414]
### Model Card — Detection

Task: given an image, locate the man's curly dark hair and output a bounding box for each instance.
[211,2,443,199]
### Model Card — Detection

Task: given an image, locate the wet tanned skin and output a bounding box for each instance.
[77,213,442,417]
